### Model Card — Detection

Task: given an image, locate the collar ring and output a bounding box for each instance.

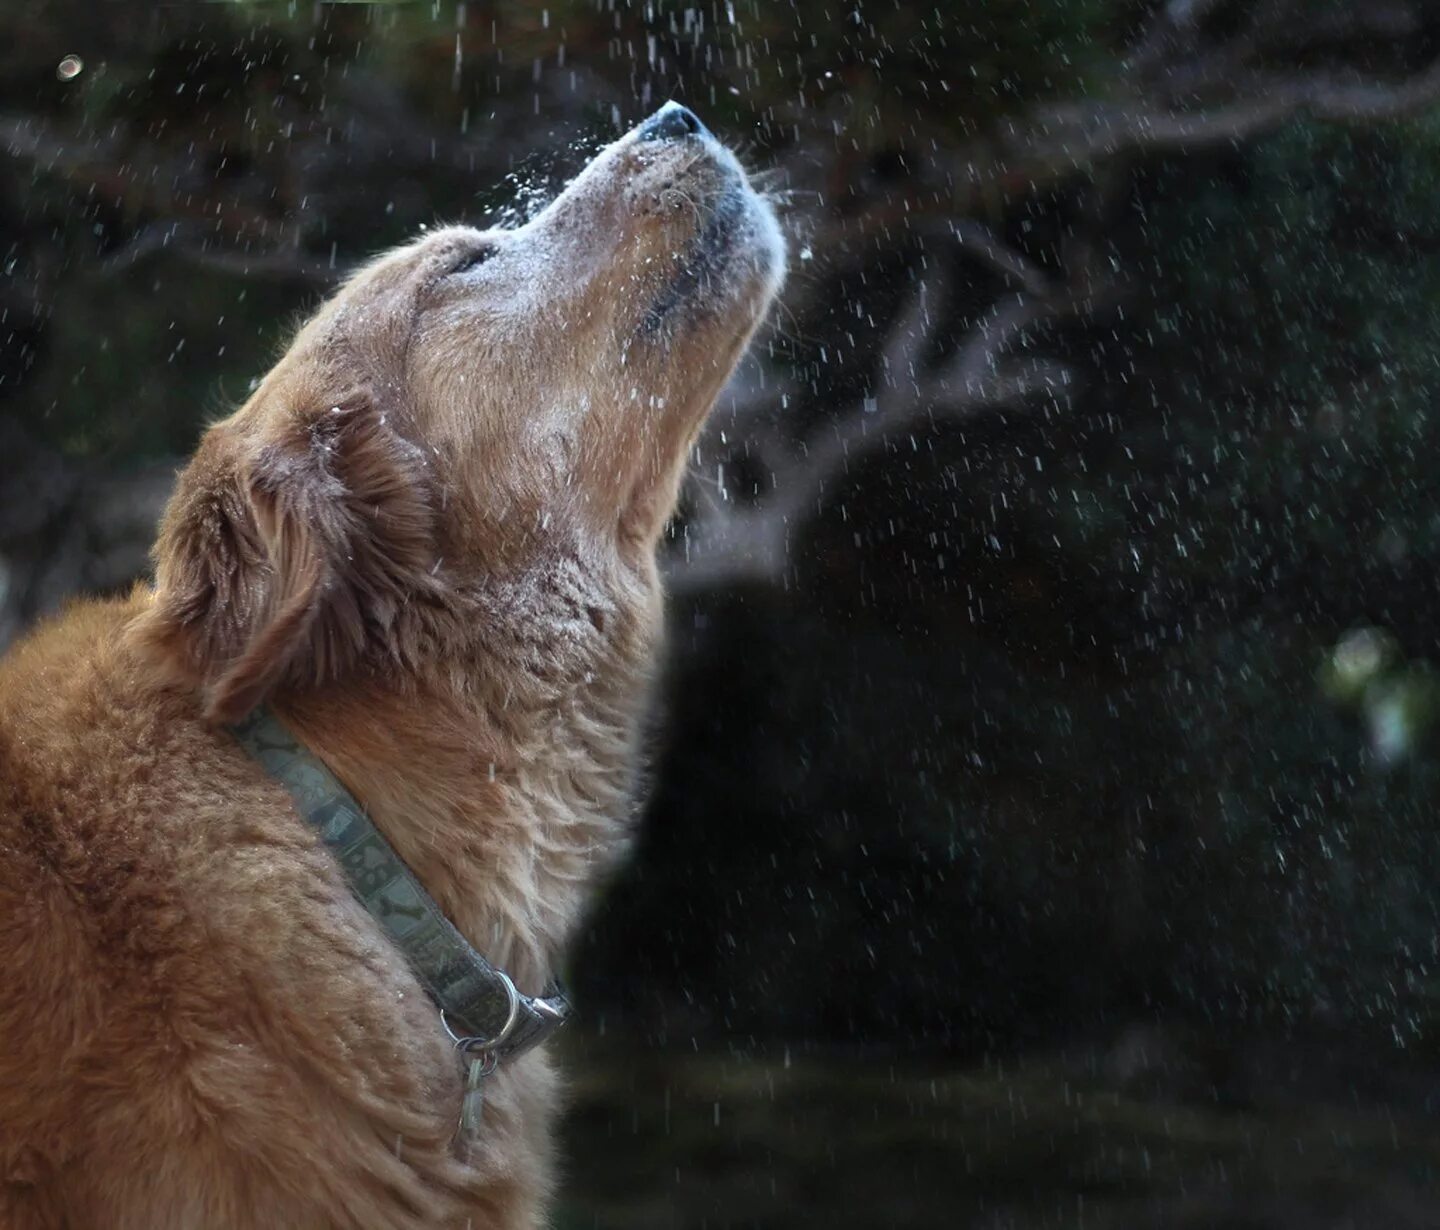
[440,970,522,1056]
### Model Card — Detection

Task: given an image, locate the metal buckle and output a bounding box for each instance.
[439,969,522,1057]
[530,987,570,1026]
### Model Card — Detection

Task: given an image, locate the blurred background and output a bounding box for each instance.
[6,1,1440,1225]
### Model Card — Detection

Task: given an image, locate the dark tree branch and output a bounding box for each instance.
[664,255,1109,596]
[97,222,342,288]
[663,5,1440,595]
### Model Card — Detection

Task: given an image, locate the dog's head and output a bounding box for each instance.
[135,104,785,722]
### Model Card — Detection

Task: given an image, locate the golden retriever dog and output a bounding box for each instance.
[0,102,783,1229]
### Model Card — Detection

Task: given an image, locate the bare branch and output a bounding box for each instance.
[98,223,342,288]
[664,254,1107,596]
[946,221,1051,297]
[1015,57,1440,174]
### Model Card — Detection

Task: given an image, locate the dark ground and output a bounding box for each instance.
[554,1031,1440,1228]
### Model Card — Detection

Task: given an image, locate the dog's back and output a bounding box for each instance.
[0,597,518,1229]
[0,594,211,1223]
[0,599,126,1223]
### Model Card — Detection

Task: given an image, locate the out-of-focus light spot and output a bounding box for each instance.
[1365,688,1411,766]
[1335,629,1389,685]
[1319,626,1397,704]
[56,55,83,82]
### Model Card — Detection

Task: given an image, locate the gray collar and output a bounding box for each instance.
[230,706,570,1066]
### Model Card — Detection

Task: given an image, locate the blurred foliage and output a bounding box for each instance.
[1128,119,1440,616]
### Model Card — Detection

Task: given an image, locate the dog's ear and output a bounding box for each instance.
[133,399,437,724]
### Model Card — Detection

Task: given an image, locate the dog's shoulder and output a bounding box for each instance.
[0,590,182,1176]
[0,591,223,974]
[0,590,152,826]
[0,590,352,988]
[0,597,477,1212]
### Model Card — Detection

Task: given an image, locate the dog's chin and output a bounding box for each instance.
[639,181,785,339]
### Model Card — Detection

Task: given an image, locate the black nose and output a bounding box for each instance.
[638,102,709,142]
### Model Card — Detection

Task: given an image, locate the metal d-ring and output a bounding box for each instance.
[439,970,523,1057]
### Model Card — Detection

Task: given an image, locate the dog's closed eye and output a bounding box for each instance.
[447,246,496,276]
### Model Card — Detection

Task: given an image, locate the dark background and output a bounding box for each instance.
[5,1,1440,1225]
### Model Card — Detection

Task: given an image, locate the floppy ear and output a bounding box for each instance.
[133,399,438,724]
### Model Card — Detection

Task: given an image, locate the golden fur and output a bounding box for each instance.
[0,112,783,1228]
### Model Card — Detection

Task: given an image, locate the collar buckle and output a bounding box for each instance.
[441,975,572,1068]
[441,970,522,1056]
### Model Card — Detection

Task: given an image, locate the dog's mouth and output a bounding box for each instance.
[394,104,786,548]
[639,180,768,335]
[631,108,784,339]
[517,103,784,343]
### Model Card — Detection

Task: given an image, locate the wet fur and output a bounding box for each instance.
[0,114,782,1229]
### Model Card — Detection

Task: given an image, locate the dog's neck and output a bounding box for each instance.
[272,554,663,995]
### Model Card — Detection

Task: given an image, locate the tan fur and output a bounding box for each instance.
[0,116,783,1229]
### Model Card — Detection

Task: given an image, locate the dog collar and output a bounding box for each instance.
[230,705,570,1067]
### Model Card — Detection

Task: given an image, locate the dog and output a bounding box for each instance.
[0,102,784,1229]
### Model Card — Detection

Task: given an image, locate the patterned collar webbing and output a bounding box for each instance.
[230,706,570,1063]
